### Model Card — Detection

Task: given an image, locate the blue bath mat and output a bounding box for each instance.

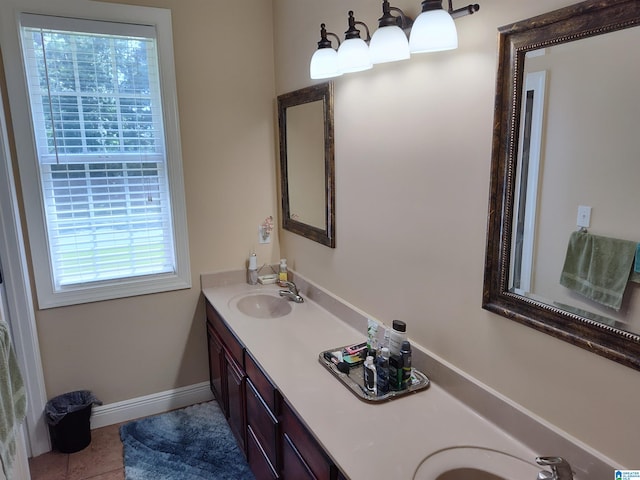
[120,401,254,480]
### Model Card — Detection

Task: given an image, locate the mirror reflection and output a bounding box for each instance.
[278,82,335,248]
[510,26,640,334]
[483,0,640,372]
[285,101,326,229]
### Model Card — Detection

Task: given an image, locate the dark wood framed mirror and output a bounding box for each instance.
[483,0,640,371]
[278,82,335,248]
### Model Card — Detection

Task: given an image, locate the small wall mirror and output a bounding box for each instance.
[483,0,640,371]
[278,82,335,248]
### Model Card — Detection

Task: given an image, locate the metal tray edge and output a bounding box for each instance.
[318,345,430,403]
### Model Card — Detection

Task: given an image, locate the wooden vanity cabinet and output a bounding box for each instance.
[205,299,345,480]
[206,302,246,452]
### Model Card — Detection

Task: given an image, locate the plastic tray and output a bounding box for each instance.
[318,345,430,403]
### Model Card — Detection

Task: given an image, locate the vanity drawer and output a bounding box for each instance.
[280,399,333,480]
[246,378,279,470]
[246,351,278,413]
[206,301,244,367]
[282,434,317,480]
[248,425,279,480]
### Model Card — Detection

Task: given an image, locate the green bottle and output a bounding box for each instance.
[400,340,412,390]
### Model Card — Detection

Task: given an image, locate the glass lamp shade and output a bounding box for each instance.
[337,37,372,73]
[310,48,342,79]
[409,9,458,53]
[369,25,410,64]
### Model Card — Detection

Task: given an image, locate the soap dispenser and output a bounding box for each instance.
[278,258,288,285]
[247,253,258,285]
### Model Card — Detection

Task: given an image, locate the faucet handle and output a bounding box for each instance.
[281,281,298,293]
[536,457,574,480]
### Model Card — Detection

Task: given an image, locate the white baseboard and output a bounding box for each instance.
[90,382,214,429]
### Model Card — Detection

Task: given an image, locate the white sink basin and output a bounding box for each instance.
[413,446,541,480]
[230,293,293,319]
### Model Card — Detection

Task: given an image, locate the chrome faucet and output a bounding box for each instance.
[536,457,574,480]
[279,281,304,303]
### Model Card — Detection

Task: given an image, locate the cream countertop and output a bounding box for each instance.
[202,281,541,480]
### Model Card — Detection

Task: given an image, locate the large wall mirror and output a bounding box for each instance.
[278,82,335,248]
[483,0,640,371]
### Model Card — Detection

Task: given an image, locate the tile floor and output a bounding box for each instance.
[28,423,124,480]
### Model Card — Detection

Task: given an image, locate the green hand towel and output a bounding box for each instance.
[0,319,27,479]
[560,231,637,311]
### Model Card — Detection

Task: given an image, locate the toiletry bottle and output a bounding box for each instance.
[248,253,258,285]
[366,318,379,357]
[375,347,390,395]
[363,355,377,395]
[388,354,402,391]
[278,258,288,285]
[388,320,407,356]
[400,340,412,390]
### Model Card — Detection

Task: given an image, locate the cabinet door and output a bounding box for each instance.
[226,351,246,452]
[206,324,225,411]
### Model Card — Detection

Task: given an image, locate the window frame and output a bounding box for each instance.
[0,0,191,308]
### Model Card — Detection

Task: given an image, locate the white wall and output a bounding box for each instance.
[274,0,640,467]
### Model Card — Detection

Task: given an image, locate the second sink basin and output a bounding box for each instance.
[232,293,293,319]
[413,447,541,480]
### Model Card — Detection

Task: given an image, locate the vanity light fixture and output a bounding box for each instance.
[309,0,479,78]
[336,11,372,74]
[369,0,413,64]
[310,24,343,79]
[409,0,479,53]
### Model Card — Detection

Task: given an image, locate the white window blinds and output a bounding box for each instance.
[20,14,176,287]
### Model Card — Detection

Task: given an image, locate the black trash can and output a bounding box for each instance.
[44,390,102,453]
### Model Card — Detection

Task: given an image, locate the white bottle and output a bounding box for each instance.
[364,355,377,395]
[388,320,407,357]
[247,253,258,285]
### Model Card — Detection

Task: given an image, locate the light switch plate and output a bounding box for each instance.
[577,205,591,228]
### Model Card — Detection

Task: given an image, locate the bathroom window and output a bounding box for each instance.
[1,2,190,308]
